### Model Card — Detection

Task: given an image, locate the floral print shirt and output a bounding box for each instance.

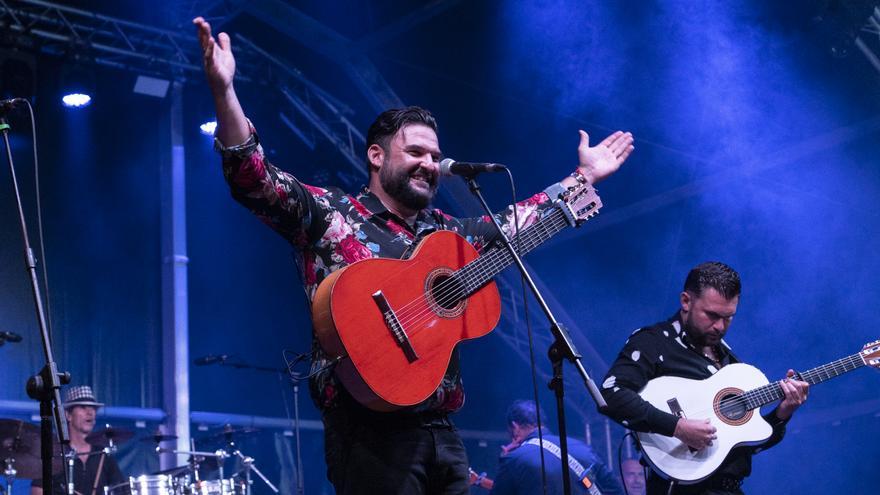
[220,134,555,414]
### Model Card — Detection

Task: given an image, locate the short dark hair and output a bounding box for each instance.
[365,106,438,173]
[506,399,546,428]
[683,261,741,300]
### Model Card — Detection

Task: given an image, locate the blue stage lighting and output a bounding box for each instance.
[200,121,217,136]
[61,93,92,108]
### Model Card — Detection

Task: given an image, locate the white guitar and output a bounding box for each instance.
[636,340,880,484]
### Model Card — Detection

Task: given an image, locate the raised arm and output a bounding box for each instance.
[193,16,249,146]
[562,129,634,187]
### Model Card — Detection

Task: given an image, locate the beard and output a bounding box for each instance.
[682,312,722,347]
[379,158,438,211]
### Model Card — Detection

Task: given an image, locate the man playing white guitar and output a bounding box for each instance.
[599,262,809,495]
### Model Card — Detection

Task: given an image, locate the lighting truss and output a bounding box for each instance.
[0,0,366,178]
[856,6,880,75]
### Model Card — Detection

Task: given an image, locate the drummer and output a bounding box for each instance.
[31,386,125,495]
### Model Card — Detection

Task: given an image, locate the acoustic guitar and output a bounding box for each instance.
[312,178,602,410]
[635,340,880,483]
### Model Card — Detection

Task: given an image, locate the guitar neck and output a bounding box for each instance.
[742,352,866,410]
[456,207,571,294]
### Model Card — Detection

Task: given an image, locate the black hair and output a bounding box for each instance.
[683,261,741,300]
[506,399,546,427]
[365,106,438,174]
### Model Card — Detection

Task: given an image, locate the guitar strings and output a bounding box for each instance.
[673,354,864,418]
[390,212,566,337]
[387,206,561,326]
[386,207,562,327]
[389,209,570,337]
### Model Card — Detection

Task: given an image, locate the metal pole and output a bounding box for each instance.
[160,81,191,469]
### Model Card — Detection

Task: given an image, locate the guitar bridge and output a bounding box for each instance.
[372,290,419,363]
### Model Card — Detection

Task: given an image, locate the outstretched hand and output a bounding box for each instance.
[576,130,634,184]
[193,16,236,93]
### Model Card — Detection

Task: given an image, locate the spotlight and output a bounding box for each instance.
[60,63,95,109]
[199,120,217,136]
[61,93,91,108]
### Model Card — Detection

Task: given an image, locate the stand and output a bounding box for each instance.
[2,112,71,495]
[463,174,607,495]
[206,358,296,493]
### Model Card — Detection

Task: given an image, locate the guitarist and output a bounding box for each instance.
[599,262,809,495]
[492,400,624,495]
[193,16,635,495]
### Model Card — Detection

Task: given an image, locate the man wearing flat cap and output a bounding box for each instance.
[31,386,125,495]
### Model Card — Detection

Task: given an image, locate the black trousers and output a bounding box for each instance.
[322,405,470,495]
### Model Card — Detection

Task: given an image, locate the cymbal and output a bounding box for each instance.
[85,426,134,446]
[198,424,258,443]
[0,419,40,457]
[141,433,178,444]
[0,418,64,479]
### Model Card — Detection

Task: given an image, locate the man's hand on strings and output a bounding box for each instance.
[673,418,717,451]
[775,369,809,420]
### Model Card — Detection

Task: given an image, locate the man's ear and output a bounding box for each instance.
[367,144,385,173]
[680,291,692,314]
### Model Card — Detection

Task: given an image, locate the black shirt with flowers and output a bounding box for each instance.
[220,131,555,414]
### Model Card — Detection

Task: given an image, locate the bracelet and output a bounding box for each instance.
[570,170,588,184]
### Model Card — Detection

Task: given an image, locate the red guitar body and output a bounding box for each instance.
[312,230,501,411]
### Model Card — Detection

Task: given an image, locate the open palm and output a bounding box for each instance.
[194,17,236,92]
[577,130,634,184]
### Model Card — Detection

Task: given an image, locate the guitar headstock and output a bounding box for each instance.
[560,175,603,226]
[861,340,880,369]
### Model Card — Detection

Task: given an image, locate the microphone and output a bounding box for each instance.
[193,354,229,366]
[0,98,25,115]
[0,331,23,343]
[439,158,507,177]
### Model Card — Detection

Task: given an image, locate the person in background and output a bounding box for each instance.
[621,459,646,495]
[31,386,125,495]
[491,400,624,495]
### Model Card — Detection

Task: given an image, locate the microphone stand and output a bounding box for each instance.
[1,110,71,495]
[462,173,607,495]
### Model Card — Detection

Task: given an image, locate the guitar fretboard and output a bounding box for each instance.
[454,206,572,296]
[741,352,866,410]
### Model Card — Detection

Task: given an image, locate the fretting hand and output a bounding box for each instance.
[775,369,809,420]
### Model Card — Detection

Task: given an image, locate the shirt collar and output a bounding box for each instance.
[358,186,440,233]
[668,312,732,360]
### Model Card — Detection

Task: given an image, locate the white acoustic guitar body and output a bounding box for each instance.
[636,363,773,484]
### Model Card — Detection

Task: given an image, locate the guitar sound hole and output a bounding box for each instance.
[718,392,747,421]
[430,275,465,310]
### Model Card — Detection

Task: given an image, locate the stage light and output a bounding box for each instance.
[61,93,92,108]
[60,62,95,109]
[199,121,217,136]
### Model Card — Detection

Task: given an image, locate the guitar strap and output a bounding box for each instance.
[522,438,602,494]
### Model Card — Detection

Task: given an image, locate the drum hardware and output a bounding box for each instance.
[0,418,63,484]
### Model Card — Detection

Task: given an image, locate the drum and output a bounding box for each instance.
[188,479,240,495]
[108,475,178,495]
